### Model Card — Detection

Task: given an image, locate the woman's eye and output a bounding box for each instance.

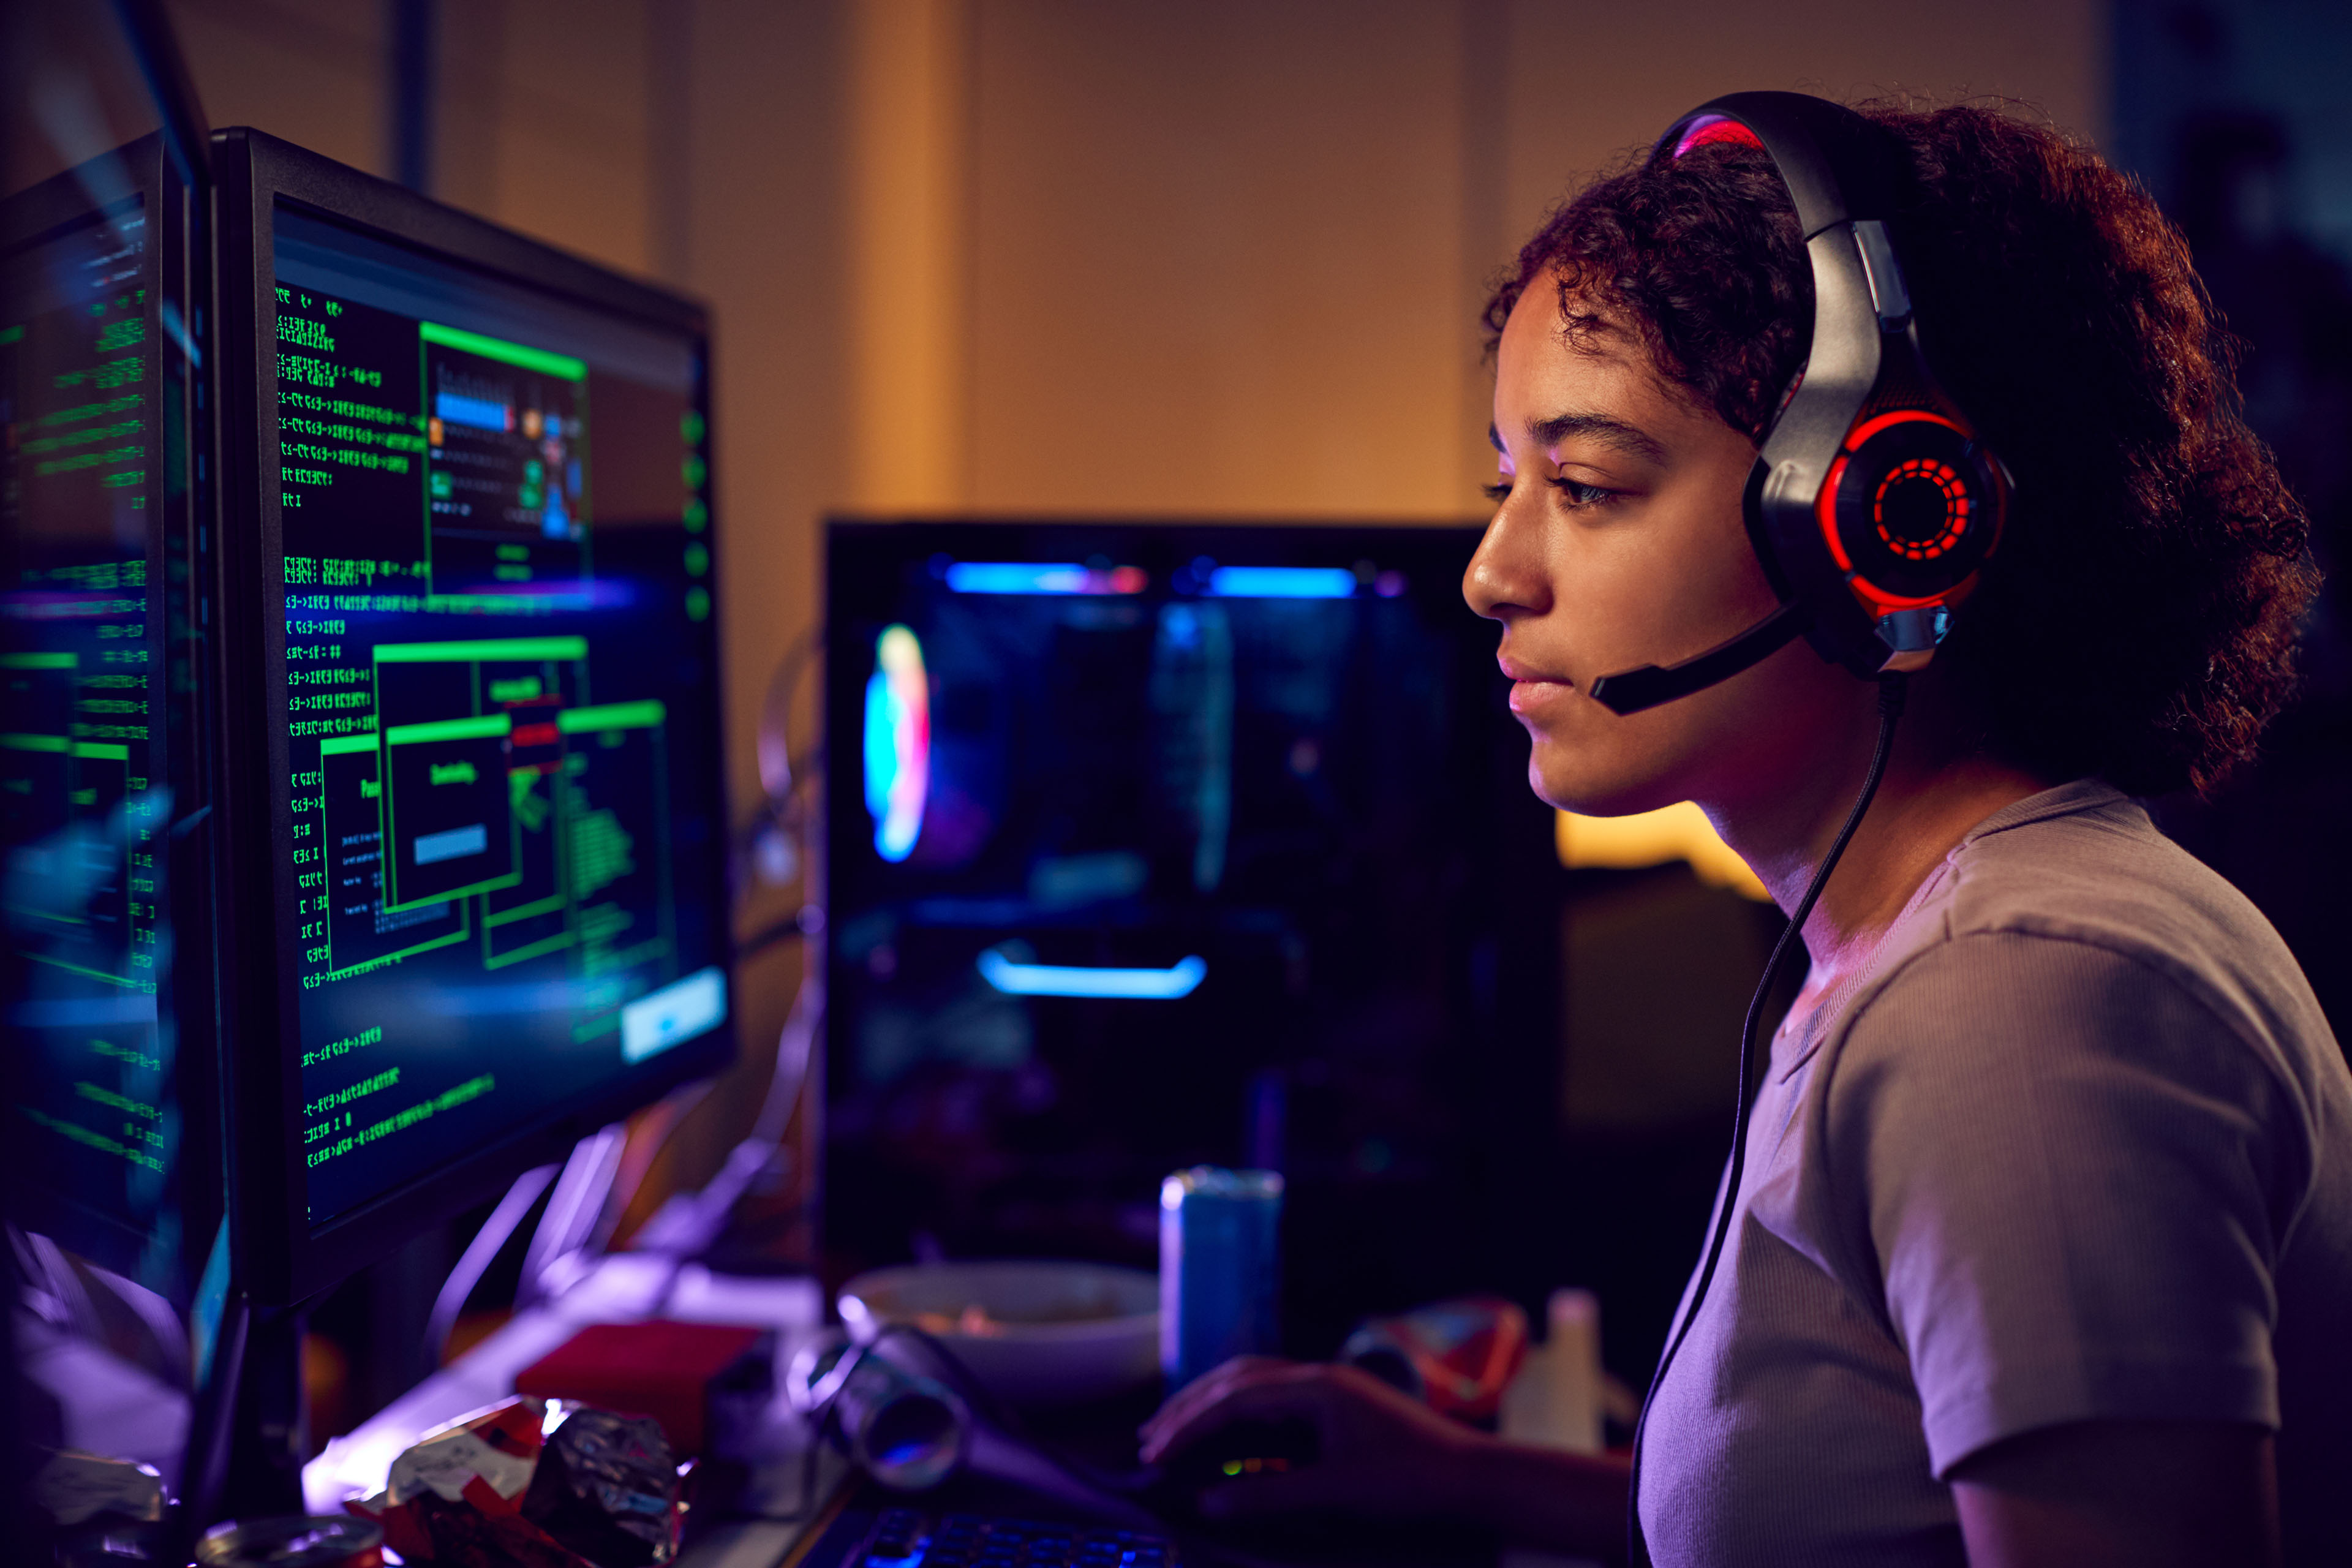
[1482,475,1619,507]
[1548,475,1619,508]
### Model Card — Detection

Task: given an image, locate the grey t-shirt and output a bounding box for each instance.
[1637,780,2352,1566]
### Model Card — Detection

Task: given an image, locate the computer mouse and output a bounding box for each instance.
[1154,1415,1322,1491]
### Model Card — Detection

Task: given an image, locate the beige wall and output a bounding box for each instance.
[168,0,391,178]
[157,0,2103,1213]
[432,0,662,277]
[913,0,2105,521]
[964,0,1478,518]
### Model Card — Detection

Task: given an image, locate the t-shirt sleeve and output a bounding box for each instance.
[1825,930,2310,1477]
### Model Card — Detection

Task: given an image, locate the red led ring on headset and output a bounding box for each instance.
[1871,458,1971,561]
[1814,407,1996,598]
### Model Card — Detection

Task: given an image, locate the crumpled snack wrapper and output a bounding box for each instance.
[522,1408,682,1568]
[31,1449,168,1527]
[347,1397,684,1567]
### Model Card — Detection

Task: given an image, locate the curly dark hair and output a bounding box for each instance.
[1484,100,2317,799]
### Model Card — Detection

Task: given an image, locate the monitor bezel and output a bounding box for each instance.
[211,128,736,1305]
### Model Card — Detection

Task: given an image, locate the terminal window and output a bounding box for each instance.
[271,208,726,1224]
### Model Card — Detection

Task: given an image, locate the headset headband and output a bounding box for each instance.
[1662,92,1896,238]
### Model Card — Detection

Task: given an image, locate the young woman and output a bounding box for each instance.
[1140,99,2352,1566]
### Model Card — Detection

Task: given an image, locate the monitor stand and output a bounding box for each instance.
[214,1301,309,1518]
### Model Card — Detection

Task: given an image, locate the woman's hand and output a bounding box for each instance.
[1140,1355,1633,1559]
[1137,1355,1480,1522]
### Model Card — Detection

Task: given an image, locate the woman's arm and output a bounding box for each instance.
[1139,1357,1630,1560]
[1446,1431,1630,1561]
[1950,1419,2278,1568]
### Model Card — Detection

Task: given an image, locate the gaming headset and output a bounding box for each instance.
[1584,91,2012,716]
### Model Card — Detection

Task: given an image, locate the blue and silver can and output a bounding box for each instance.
[1159,1165,1284,1389]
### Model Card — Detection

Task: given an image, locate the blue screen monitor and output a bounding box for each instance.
[2,129,221,1317]
[3,124,237,1523]
[209,131,735,1304]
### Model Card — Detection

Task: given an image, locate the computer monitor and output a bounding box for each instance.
[2,129,221,1316]
[824,521,1562,1353]
[209,130,734,1305]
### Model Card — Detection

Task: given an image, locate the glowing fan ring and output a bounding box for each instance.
[862,624,929,862]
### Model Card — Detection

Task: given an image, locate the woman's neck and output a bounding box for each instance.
[1711,694,2056,992]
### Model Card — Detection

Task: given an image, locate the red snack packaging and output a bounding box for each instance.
[513,1319,771,1457]
[1338,1295,1531,1424]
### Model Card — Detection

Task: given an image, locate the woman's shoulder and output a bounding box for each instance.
[1939,781,2273,949]
[1830,778,2343,1119]
[1787,780,2342,1170]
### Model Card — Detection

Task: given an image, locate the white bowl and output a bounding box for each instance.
[837,1261,1160,1407]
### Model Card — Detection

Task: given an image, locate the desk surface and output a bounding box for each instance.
[297,1260,1601,1568]
[303,1256,829,1566]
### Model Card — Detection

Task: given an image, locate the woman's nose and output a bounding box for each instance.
[1464,490,1551,622]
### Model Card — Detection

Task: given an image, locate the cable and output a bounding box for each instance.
[517,1125,628,1309]
[422,1161,559,1365]
[756,628,823,805]
[737,630,823,892]
[422,970,817,1359]
[1627,673,1908,1567]
[616,967,824,1285]
[600,1077,722,1248]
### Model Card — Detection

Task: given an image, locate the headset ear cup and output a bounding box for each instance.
[1824,412,2005,608]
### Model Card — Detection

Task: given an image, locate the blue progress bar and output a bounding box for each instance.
[434,390,510,431]
[1204,566,1357,599]
[976,949,1208,1000]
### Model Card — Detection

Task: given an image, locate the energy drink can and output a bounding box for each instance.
[1159,1165,1284,1389]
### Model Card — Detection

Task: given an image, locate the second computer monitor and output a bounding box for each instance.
[824,521,1560,1352]
[2,130,219,1315]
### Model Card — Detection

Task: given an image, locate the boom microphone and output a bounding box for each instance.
[1585,600,1809,715]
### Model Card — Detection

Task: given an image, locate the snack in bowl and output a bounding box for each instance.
[838,1261,1159,1406]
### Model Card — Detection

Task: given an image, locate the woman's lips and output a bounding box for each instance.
[1507,676,1575,718]
[1499,655,1576,717]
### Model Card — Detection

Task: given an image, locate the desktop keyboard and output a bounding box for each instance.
[848,1507,1180,1568]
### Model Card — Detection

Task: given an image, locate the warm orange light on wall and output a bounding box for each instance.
[846,0,974,511]
[1555,802,1769,901]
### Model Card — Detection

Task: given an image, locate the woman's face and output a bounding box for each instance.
[1464,276,1859,818]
